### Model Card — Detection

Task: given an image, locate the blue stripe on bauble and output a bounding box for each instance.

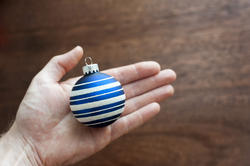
[72,77,117,91]
[70,72,126,128]
[88,119,118,128]
[74,104,125,118]
[72,100,125,114]
[77,72,112,84]
[70,90,124,105]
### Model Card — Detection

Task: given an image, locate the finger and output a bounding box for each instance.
[61,61,160,86]
[123,84,174,116]
[123,69,176,100]
[102,61,161,85]
[111,102,160,141]
[36,46,83,82]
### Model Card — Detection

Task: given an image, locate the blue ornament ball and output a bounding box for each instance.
[70,72,126,127]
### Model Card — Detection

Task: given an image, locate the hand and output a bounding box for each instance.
[0,46,176,166]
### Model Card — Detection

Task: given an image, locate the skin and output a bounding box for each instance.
[0,46,176,166]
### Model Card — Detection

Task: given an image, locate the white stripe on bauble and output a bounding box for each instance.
[76,107,124,123]
[70,81,121,97]
[70,94,126,111]
[70,88,123,102]
[73,103,125,116]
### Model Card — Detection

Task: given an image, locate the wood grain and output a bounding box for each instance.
[1,0,250,165]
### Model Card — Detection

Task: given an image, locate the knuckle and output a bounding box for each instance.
[50,55,60,64]
[31,74,44,85]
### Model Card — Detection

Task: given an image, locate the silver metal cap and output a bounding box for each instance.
[83,64,99,75]
[82,57,99,75]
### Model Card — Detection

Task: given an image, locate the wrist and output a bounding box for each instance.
[0,123,42,166]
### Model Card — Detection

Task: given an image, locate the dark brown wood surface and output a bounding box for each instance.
[1,0,250,165]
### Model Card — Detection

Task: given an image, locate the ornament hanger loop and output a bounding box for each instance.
[85,57,93,66]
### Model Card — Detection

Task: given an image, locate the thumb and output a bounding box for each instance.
[37,46,83,82]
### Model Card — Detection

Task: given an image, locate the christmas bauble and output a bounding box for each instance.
[70,57,126,127]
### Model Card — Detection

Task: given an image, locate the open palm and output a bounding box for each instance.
[11,46,176,166]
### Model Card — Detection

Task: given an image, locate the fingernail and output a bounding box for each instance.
[167,85,175,96]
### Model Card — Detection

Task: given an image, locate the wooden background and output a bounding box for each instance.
[1,0,250,165]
